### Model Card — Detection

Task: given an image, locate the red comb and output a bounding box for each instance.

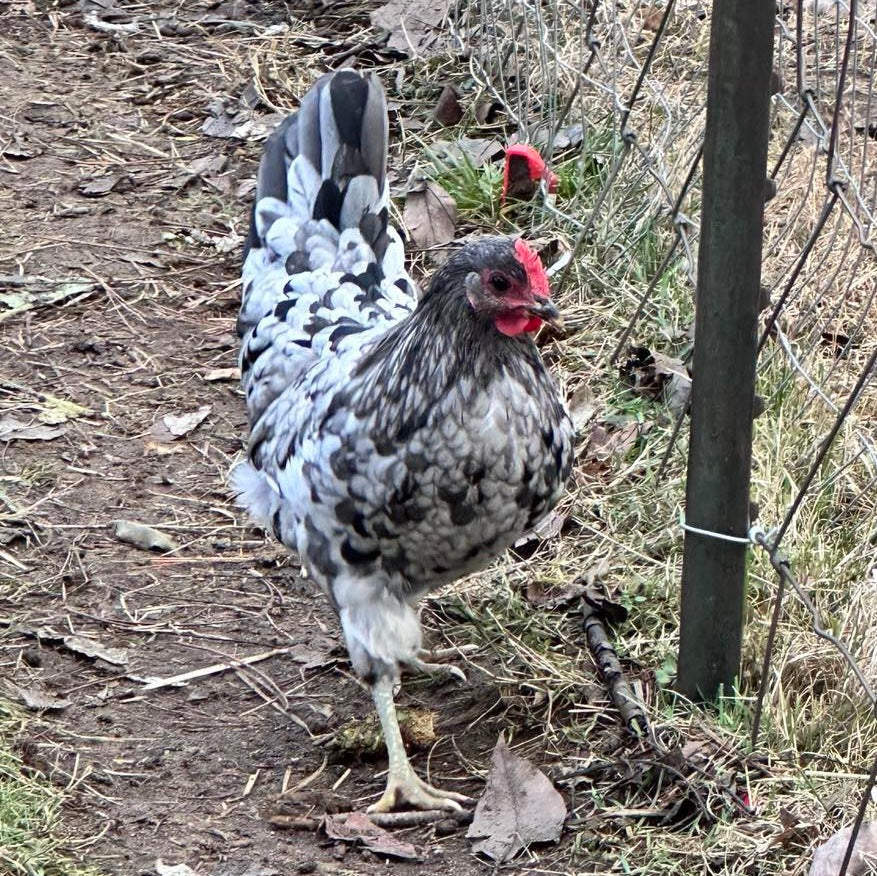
[502,145,559,202]
[507,144,546,175]
[514,239,550,299]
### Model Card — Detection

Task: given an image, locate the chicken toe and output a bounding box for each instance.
[368,768,471,813]
[403,655,467,683]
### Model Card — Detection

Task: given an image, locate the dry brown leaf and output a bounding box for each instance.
[187,155,228,177]
[526,560,613,610]
[201,109,245,139]
[568,384,599,434]
[403,178,457,250]
[324,811,420,860]
[512,509,567,558]
[643,5,664,30]
[467,736,566,861]
[370,0,451,57]
[0,417,64,442]
[809,823,877,875]
[429,137,503,167]
[474,97,501,125]
[203,366,240,382]
[586,420,640,462]
[78,173,132,197]
[62,634,129,666]
[434,84,463,126]
[150,405,211,441]
[14,685,71,711]
[621,346,691,415]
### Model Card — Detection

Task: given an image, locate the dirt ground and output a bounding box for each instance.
[0,3,583,874]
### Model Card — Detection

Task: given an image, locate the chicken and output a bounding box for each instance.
[232,70,574,812]
[502,144,559,202]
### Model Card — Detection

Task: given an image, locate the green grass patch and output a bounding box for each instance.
[0,702,100,876]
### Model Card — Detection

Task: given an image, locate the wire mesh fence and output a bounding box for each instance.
[456,0,877,867]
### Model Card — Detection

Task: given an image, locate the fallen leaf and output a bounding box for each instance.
[37,395,88,425]
[820,329,852,358]
[62,634,128,666]
[428,137,503,167]
[235,178,258,200]
[403,178,457,250]
[203,367,240,382]
[568,384,598,434]
[289,635,339,670]
[474,97,501,125]
[642,4,664,30]
[239,80,266,111]
[155,862,199,876]
[78,174,132,197]
[186,154,229,177]
[324,812,420,860]
[533,122,585,150]
[810,822,877,875]
[0,277,95,323]
[512,509,567,558]
[0,417,64,442]
[582,581,628,625]
[113,519,178,553]
[0,526,27,546]
[621,346,691,415]
[0,134,43,160]
[370,0,451,57]
[525,562,612,610]
[150,405,211,442]
[434,84,463,126]
[201,110,244,139]
[467,736,566,862]
[586,420,640,462]
[15,685,71,711]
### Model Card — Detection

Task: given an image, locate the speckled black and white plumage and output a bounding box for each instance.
[232,72,573,805]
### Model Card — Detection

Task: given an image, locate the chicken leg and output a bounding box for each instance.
[367,676,472,813]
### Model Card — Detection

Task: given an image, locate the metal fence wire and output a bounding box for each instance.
[455,0,876,868]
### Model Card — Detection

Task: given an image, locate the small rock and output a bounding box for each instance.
[112,520,177,552]
[434,817,459,837]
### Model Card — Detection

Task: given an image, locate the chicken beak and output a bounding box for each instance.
[527,296,565,332]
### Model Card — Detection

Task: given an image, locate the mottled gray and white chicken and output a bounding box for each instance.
[232,70,574,812]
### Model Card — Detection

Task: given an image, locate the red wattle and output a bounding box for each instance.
[495,313,542,336]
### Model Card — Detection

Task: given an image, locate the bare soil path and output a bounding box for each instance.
[0,3,507,873]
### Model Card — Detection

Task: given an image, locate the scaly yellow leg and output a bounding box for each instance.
[367,676,471,813]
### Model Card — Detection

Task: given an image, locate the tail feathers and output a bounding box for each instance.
[248,70,389,257]
[229,460,280,531]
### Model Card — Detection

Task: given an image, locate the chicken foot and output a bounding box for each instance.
[367,676,472,813]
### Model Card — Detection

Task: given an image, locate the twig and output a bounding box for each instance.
[139,646,294,691]
[365,809,473,828]
[582,601,649,736]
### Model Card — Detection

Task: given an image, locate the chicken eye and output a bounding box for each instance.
[489,273,510,293]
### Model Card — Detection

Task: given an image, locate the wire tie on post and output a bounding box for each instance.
[678,511,756,545]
